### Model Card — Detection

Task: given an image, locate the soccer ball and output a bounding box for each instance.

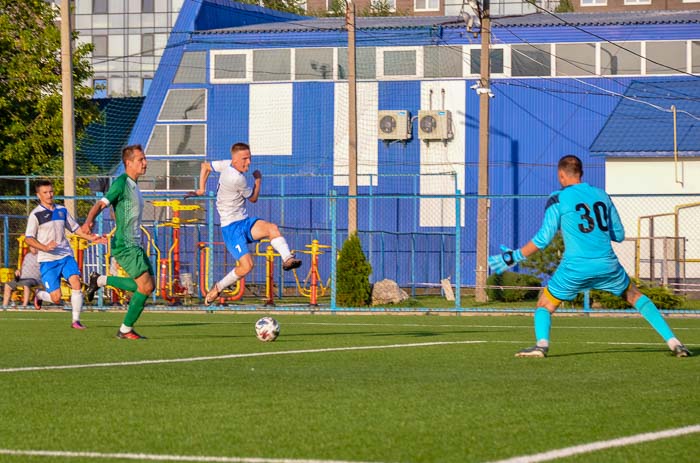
[255,317,280,342]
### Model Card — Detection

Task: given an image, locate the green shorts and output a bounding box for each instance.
[112,246,154,279]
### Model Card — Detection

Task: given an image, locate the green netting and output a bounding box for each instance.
[76,97,145,175]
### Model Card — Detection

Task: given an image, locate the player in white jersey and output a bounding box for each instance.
[24,180,103,329]
[186,142,302,304]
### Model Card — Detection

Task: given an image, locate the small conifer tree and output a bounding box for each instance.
[337,233,372,307]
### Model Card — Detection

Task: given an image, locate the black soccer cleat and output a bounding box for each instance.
[116,329,147,340]
[515,345,549,358]
[282,255,302,271]
[673,344,692,358]
[86,272,100,303]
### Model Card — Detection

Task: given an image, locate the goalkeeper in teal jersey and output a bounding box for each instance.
[488,155,692,358]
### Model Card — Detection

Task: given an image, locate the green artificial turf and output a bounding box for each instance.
[0,310,698,463]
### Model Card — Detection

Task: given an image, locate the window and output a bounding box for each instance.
[646,41,686,74]
[693,42,700,74]
[601,42,641,75]
[414,0,439,11]
[139,160,202,192]
[142,0,155,13]
[158,89,207,121]
[469,48,504,75]
[511,44,550,77]
[142,33,154,57]
[383,49,417,77]
[556,43,596,76]
[337,47,376,80]
[295,48,334,80]
[173,51,206,84]
[253,49,291,81]
[92,36,108,58]
[624,0,650,3]
[147,125,206,157]
[93,79,107,99]
[142,78,153,96]
[580,0,606,5]
[424,46,463,78]
[93,0,108,14]
[212,52,248,81]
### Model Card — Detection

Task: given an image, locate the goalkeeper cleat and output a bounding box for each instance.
[515,345,549,358]
[116,329,147,340]
[85,271,100,303]
[672,344,692,358]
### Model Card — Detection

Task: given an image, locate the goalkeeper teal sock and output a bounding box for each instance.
[534,307,551,347]
[635,295,675,342]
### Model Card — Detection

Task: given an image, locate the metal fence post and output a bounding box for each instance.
[455,190,461,309]
[330,191,337,312]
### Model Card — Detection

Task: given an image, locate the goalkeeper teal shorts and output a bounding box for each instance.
[547,257,630,302]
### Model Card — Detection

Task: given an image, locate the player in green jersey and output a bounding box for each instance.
[81,144,155,340]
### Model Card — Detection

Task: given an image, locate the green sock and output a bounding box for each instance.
[123,291,148,328]
[106,276,138,293]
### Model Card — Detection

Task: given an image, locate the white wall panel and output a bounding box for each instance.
[249,83,293,156]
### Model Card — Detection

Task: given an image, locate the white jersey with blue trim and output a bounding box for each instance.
[212,160,253,227]
[25,204,79,263]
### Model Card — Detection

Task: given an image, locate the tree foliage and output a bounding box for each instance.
[0,0,98,187]
[520,232,565,277]
[336,233,372,307]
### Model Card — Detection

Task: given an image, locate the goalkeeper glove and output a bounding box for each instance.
[488,245,525,275]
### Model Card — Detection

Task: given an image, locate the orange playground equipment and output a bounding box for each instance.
[197,241,245,304]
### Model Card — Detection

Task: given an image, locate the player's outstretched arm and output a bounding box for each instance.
[487,242,539,275]
[81,201,108,235]
[185,162,212,198]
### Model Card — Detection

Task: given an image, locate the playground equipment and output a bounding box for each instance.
[635,202,700,285]
[292,240,331,306]
[197,241,244,304]
[152,200,201,304]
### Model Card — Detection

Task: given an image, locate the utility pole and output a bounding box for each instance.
[346,0,358,235]
[475,0,491,302]
[60,0,77,217]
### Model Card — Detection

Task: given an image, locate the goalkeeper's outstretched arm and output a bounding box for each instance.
[488,241,541,275]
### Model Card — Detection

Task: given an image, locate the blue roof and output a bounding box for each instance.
[194,10,700,34]
[590,80,700,157]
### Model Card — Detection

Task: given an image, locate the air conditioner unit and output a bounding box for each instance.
[417,110,453,141]
[377,110,411,140]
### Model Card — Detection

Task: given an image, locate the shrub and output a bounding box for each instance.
[591,284,685,310]
[486,272,542,302]
[336,233,372,307]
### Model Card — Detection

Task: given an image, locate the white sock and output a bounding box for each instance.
[218,268,241,290]
[270,237,292,262]
[37,290,52,303]
[97,275,108,287]
[120,324,132,334]
[667,337,682,350]
[71,290,83,322]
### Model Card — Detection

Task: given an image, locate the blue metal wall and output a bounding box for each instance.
[127,0,700,288]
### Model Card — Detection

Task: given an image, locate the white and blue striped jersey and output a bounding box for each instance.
[25,204,79,263]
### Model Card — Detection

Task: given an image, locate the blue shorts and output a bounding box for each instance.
[39,256,81,293]
[547,257,630,302]
[222,217,260,260]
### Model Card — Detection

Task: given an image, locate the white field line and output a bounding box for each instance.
[1,425,698,463]
[0,339,678,375]
[0,340,486,374]
[0,449,379,463]
[0,316,696,331]
[488,424,700,463]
